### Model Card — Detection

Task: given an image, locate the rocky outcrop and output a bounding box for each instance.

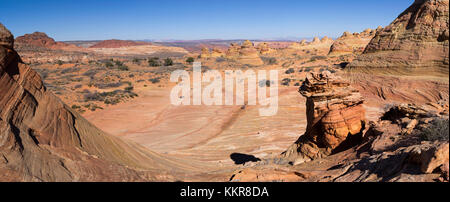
[201,47,225,58]
[232,103,449,182]
[15,32,79,50]
[348,0,449,75]
[289,36,334,50]
[256,42,274,54]
[282,71,366,164]
[89,39,151,48]
[0,23,180,181]
[223,40,263,65]
[328,29,377,56]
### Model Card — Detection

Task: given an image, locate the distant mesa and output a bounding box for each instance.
[89,39,152,48]
[348,0,449,76]
[15,31,79,50]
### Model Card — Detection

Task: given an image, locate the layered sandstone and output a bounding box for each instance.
[328,29,377,56]
[348,0,449,76]
[289,36,334,55]
[282,71,366,164]
[201,47,225,58]
[255,42,274,54]
[224,40,263,65]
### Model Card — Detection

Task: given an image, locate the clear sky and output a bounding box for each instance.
[1,0,413,41]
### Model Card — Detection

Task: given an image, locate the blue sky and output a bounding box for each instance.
[1,0,413,41]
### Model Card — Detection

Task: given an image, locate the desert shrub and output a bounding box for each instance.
[132,58,141,64]
[149,77,161,84]
[83,69,99,77]
[281,78,291,86]
[285,68,295,74]
[186,57,195,64]
[163,58,173,66]
[419,118,449,142]
[105,61,114,68]
[262,57,277,65]
[118,65,129,71]
[148,57,160,67]
[60,67,81,74]
[294,82,300,86]
[74,84,82,89]
[71,104,81,109]
[124,86,134,92]
[56,60,63,66]
[95,82,123,89]
[114,60,124,66]
[310,55,327,62]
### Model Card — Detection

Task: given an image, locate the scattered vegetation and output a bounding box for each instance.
[148,57,160,67]
[281,78,291,86]
[419,118,449,142]
[285,68,295,74]
[262,57,277,65]
[186,57,195,64]
[163,58,174,66]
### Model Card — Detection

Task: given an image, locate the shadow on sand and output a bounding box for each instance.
[230,153,261,165]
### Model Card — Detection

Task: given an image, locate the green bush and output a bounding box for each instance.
[186,57,194,64]
[148,57,160,67]
[419,118,449,142]
[164,58,173,66]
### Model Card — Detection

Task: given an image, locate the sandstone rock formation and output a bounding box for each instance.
[201,47,225,58]
[328,29,376,56]
[15,32,79,51]
[223,40,263,65]
[232,103,449,182]
[288,36,334,55]
[348,0,449,76]
[255,42,274,54]
[282,71,366,164]
[0,23,182,181]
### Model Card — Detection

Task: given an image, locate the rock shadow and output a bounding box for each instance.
[230,153,261,165]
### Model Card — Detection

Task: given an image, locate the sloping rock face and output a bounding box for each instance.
[0,23,177,181]
[349,0,449,75]
[89,39,151,48]
[328,29,376,56]
[282,71,366,164]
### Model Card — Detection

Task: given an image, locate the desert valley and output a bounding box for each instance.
[0,0,449,182]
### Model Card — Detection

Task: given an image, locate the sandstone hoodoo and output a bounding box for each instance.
[282,71,366,164]
[328,29,376,56]
[348,0,449,76]
[223,40,264,65]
